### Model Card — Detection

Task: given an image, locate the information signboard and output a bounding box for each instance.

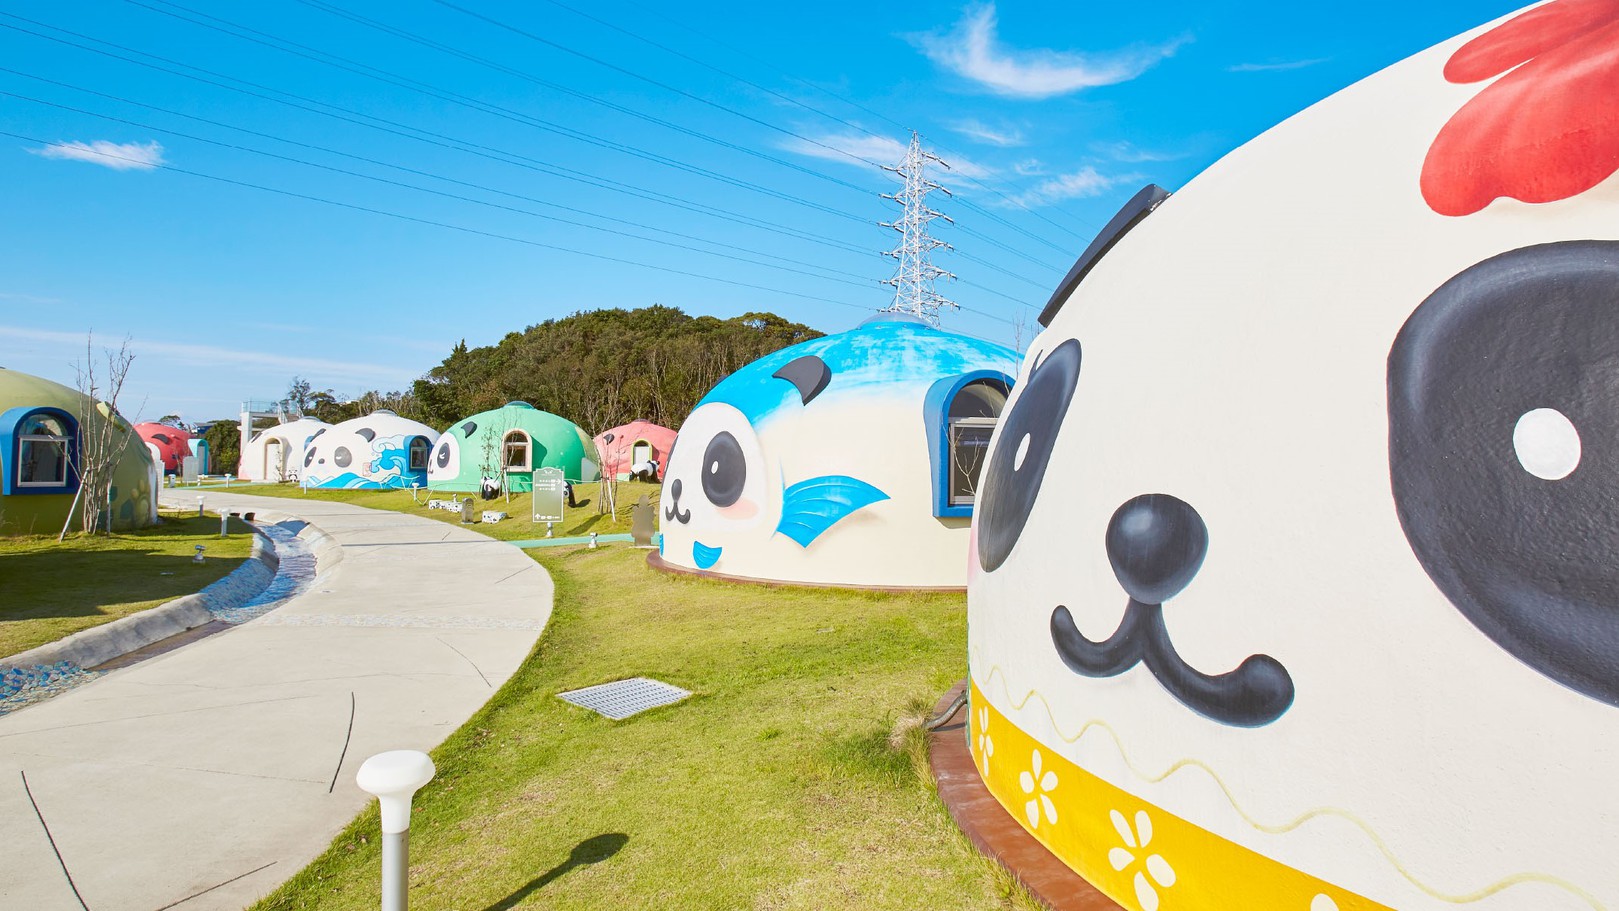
[532,467,566,523]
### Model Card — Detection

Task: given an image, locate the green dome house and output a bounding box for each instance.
[427,402,600,493]
[0,367,157,535]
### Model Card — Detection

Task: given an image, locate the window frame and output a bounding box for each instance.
[502,429,532,472]
[923,371,1013,518]
[1,406,82,497]
[407,436,431,472]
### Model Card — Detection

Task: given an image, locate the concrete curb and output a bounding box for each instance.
[1,527,281,673]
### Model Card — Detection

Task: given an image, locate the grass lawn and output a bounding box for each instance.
[252,544,1034,911]
[0,512,254,659]
[217,479,663,541]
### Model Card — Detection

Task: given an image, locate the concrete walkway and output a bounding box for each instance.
[0,492,552,911]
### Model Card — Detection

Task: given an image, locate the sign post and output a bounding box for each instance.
[532,467,565,528]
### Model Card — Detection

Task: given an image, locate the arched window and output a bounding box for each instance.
[924,372,1013,517]
[947,380,1009,508]
[1,407,80,496]
[503,429,532,471]
[408,436,430,471]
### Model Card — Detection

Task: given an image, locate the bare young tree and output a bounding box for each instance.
[62,334,137,539]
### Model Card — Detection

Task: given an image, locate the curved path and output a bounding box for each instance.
[0,492,552,911]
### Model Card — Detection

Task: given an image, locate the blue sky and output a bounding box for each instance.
[0,0,1521,422]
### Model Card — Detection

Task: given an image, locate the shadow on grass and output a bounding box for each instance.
[480,833,628,911]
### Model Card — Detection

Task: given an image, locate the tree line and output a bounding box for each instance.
[198,306,822,473]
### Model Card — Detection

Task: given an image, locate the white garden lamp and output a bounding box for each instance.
[356,750,435,911]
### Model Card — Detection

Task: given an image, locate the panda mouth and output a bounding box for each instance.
[1045,493,1295,728]
[1050,601,1293,728]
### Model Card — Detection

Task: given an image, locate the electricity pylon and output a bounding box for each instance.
[880,131,957,325]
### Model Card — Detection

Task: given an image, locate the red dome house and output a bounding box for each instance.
[595,419,677,481]
[135,422,192,475]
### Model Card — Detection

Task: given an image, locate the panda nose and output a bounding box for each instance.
[1105,494,1208,605]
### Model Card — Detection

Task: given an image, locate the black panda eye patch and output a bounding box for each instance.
[700,431,746,507]
[1390,240,1619,707]
[435,441,452,468]
[977,338,1082,572]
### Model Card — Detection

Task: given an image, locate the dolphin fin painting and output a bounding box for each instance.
[776,475,889,547]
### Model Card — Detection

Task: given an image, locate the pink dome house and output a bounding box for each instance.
[595,420,677,481]
[135,422,193,475]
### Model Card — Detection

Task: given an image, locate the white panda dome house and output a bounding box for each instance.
[963,3,1619,909]
[654,312,1018,590]
[301,410,439,490]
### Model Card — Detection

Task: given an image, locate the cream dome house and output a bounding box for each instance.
[966,3,1619,909]
[238,417,331,483]
[655,314,1017,589]
[302,411,438,490]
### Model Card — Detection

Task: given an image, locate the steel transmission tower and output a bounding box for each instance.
[880,132,957,324]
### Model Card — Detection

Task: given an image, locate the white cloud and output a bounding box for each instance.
[0,324,416,386]
[949,118,1026,147]
[1012,158,1045,176]
[1094,140,1186,163]
[30,140,165,171]
[779,132,992,178]
[915,5,1187,99]
[1002,166,1137,207]
[1228,58,1329,73]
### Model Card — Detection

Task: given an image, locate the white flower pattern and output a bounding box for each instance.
[975,706,994,777]
[1106,808,1175,911]
[1019,749,1058,828]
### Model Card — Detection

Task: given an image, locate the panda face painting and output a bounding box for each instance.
[963,3,1619,908]
[427,432,461,486]
[301,413,437,490]
[660,403,775,568]
[659,322,1018,588]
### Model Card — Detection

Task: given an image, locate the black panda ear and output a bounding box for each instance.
[604,432,615,443]
[773,355,831,405]
[460,421,477,436]
[356,428,376,442]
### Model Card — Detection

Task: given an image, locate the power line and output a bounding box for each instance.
[114,2,1068,278]
[135,0,877,197]
[396,1,1072,268]
[0,126,889,312]
[0,12,870,227]
[426,0,879,172]
[1,69,1045,314]
[0,14,1029,328]
[3,92,894,293]
[605,0,1105,243]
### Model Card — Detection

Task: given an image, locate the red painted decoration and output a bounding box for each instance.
[1422,0,1619,216]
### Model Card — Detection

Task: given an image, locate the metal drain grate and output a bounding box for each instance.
[557,677,690,720]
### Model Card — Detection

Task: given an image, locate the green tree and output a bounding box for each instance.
[410,306,821,431]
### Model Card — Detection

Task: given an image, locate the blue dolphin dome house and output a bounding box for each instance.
[654,313,1018,589]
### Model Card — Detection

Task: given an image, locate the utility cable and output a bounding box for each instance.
[0,13,870,226]
[0,91,877,289]
[136,0,876,197]
[608,0,1107,241]
[0,127,882,311]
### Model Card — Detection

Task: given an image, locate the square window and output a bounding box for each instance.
[19,437,68,486]
[949,422,994,506]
